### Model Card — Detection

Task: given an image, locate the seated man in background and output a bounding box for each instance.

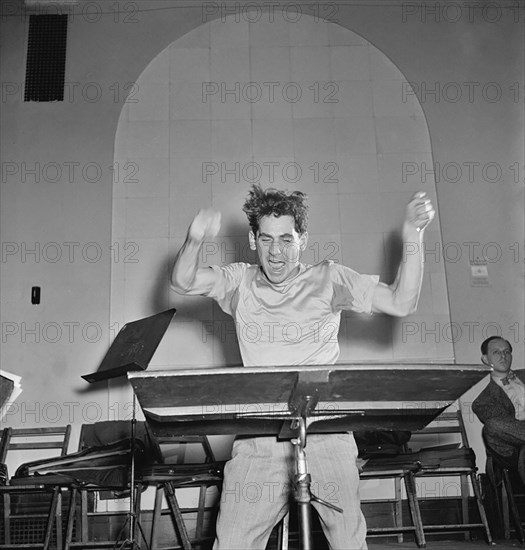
[472,336,525,482]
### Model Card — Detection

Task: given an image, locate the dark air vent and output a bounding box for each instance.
[25,14,67,102]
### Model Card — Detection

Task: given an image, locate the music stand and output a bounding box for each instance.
[129,362,491,550]
[82,308,176,550]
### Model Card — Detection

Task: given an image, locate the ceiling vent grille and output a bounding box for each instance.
[24,14,68,102]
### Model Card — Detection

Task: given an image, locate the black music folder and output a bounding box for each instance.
[82,309,176,383]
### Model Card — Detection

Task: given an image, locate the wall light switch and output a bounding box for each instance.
[31,286,41,304]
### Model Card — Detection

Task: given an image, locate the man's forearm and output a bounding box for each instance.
[371,191,434,316]
[390,223,424,315]
[170,209,222,295]
[170,238,203,293]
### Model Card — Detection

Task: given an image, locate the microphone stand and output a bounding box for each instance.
[290,395,343,550]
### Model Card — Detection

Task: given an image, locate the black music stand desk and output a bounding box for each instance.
[129,363,490,549]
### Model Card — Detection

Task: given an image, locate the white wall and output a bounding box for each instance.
[1,1,523,481]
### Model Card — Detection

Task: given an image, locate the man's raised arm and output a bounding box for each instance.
[170,208,221,296]
[372,191,435,317]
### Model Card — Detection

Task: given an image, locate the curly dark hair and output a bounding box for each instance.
[242,185,309,235]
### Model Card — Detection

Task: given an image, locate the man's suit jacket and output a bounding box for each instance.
[472,369,525,424]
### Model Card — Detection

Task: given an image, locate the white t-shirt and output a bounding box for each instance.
[206,261,379,367]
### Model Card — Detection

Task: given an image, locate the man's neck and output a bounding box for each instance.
[259,263,303,285]
[491,370,512,381]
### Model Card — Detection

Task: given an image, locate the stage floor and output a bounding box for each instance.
[368,540,523,550]
[275,534,523,550]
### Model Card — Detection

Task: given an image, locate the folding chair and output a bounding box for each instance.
[410,409,493,544]
[63,422,150,550]
[483,438,525,543]
[0,426,71,464]
[0,425,72,550]
[139,435,223,550]
[140,461,223,550]
[360,455,426,547]
[63,426,222,550]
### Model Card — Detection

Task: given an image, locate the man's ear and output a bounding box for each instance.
[481,355,492,367]
[299,232,308,251]
[249,230,257,251]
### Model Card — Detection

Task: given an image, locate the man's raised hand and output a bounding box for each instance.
[188,208,222,243]
[405,192,435,233]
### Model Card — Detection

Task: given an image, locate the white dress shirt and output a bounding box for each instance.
[494,371,525,420]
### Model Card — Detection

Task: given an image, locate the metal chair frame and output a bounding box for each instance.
[484,443,525,543]
[0,425,72,550]
[411,410,493,544]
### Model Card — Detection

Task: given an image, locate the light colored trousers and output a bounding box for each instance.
[213,433,367,550]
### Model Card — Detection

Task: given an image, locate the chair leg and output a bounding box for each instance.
[133,482,149,549]
[502,469,525,543]
[486,457,506,538]
[65,486,78,550]
[56,489,63,550]
[195,484,207,545]
[80,489,89,543]
[404,471,426,548]
[470,472,494,545]
[461,474,470,540]
[150,484,164,550]
[43,486,60,550]
[501,481,511,539]
[165,481,193,550]
[2,492,11,544]
[394,477,403,543]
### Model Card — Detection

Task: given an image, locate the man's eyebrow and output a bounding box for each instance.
[258,232,294,239]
